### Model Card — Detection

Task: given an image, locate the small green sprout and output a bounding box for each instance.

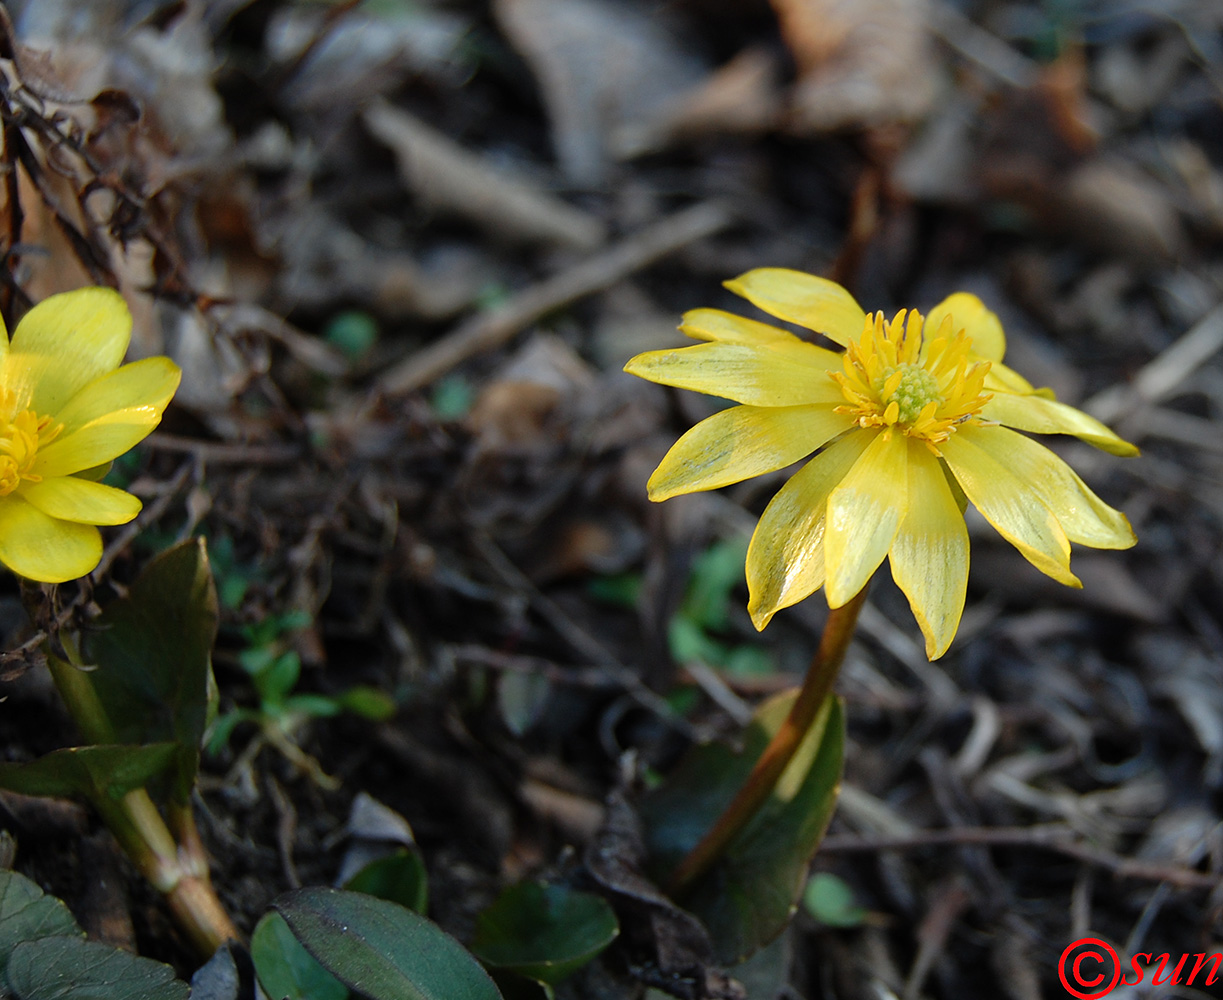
[207,609,395,788]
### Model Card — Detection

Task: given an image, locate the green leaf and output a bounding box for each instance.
[0,871,81,981]
[324,311,379,360]
[275,887,503,1000]
[254,652,301,707]
[488,972,554,1000]
[333,686,397,721]
[344,851,429,914]
[252,912,348,1000]
[280,694,342,719]
[641,692,845,963]
[0,744,179,803]
[666,615,725,667]
[431,375,474,420]
[802,872,866,928]
[204,709,259,756]
[683,538,748,632]
[6,935,188,1000]
[586,573,641,608]
[470,882,618,985]
[83,539,219,804]
[722,645,774,679]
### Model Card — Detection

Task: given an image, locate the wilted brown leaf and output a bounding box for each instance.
[770,0,938,132]
[494,0,707,183]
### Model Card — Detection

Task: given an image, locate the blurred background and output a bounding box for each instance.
[2,0,1222,996]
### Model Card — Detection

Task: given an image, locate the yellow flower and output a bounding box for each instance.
[0,288,181,583]
[625,268,1137,659]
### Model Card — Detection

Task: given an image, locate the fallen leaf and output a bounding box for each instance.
[495,0,707,183]
[364,100,604,250]
[771,0,939,132]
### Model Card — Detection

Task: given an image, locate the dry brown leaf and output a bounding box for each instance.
[268,4,469,113]
[364,100,605,251]
[617,47,782,158]
[494,0,707,183]
[771,0,939,132]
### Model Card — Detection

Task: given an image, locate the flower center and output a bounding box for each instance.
[0,391,59,496]
[878,364,941,424]
[831,308,993,450]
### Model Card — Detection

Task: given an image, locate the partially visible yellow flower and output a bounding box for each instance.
[0,288,181,583]
[625,269,1137,659]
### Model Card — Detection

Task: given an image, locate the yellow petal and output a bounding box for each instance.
[680,308,804,346]
[941,427,1080,587]
[964,424,1135,549]
[19,477,142,525]
[984,361,1042,397]
[648,404,856,501]
[747,430,874,629]
[52,357,181,436]
[926,292,1006,362]
[979,392,1139,457]
[624,341,843,407]
[724,268,868,347]
[0,495,102,582]
[32,358,181,478]
[824,429,909,607]
[888,443,969,659]
[3,288,131,415]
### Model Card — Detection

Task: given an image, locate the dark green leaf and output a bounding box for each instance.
[470,882,618,985]
[343,851,429,914]
[275,887,503,1000]
[83,539,219,804]
[0,744,179,803]
[7,935,188,1000]
[722,645,774,679]
[0,871,81,981]
[488,972,554,1000]
[641,692,844,963]
[251,912,347,1000]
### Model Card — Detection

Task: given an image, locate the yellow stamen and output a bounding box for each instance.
[831,310,992,451]
[0,389,60,496]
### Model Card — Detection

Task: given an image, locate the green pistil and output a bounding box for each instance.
[883,364,941,423]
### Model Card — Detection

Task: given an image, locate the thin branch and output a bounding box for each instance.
[819,826,1223,890]
[378,200,733,395]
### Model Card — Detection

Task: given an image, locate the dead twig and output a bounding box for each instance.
[378,200,733,395]
[145,432,306,465]
[819,826,1223,890]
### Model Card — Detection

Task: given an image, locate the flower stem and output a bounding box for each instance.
[45,630,241,955]
[666,586,869,897]
[46,638,115,746]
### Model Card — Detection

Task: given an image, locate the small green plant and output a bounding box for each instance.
[667,537,775,681]
[206,609,396,788]
[592,536,776,686]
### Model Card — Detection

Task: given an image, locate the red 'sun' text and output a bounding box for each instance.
[1059,938,1223,998]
